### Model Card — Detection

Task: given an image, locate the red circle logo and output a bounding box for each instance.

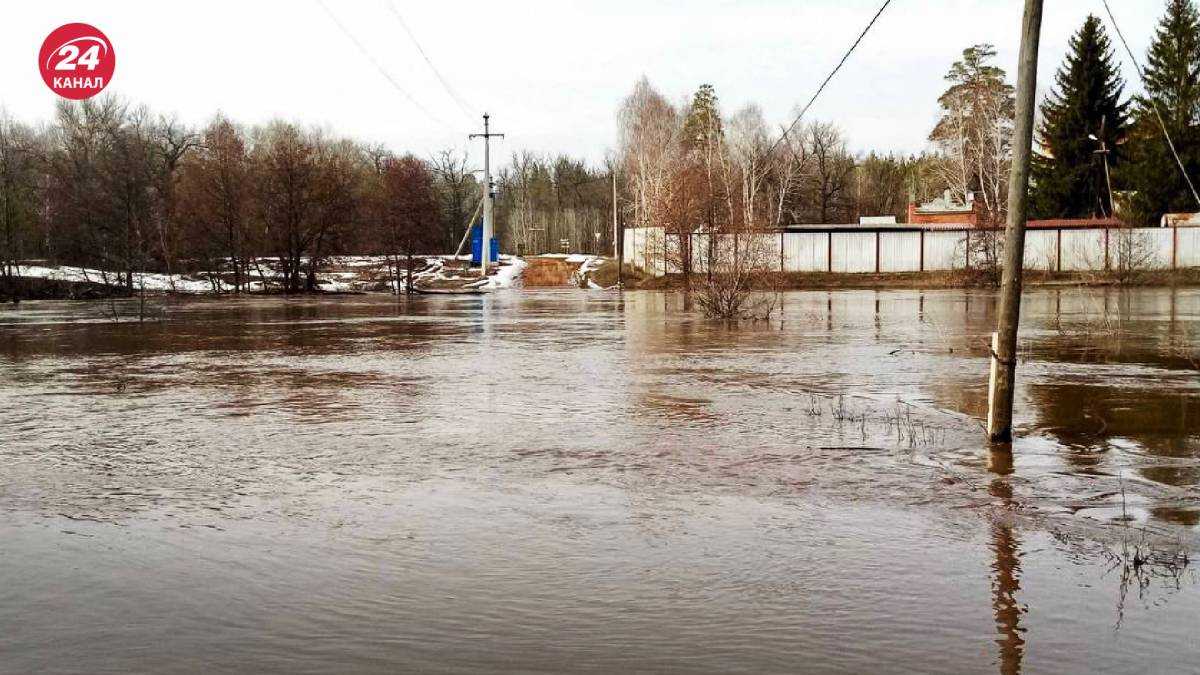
[38,23,116,100]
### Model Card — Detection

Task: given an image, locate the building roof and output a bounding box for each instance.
[1026,218,1124,229]
[1163,213,1200,227]
[782,222,972,233]
[915,190,974,214]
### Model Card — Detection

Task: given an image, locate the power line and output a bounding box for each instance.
[384,0,477,121]
[766,0,894,158]
[314,0,456,131]
[1100,0,1200,208]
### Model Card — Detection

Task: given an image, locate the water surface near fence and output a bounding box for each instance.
[1,288,1198,673]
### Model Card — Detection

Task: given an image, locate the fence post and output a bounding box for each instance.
[1056,228,1062,272]
[919,229,925,272]
[1173,225,1179,270]
[875,230,882,274]
[780,231,785,273]
[1104,227,1110,271]
[965,230,971,270]
[827,232,833,273]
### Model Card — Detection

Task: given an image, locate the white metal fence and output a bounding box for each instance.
[622,225,1200,275]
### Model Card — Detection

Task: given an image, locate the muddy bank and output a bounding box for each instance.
[4,255,529,300]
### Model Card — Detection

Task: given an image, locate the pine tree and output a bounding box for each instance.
[680,84,725,236]
[928,44,1014,227]
[1121,0,1200,225]
[1031,15,1127,219]
[682,84,722,152]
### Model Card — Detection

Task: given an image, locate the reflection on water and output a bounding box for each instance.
[1,287,1198,673]
[988,450,1025,675]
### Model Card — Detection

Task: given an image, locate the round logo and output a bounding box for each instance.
[38,23,116,100]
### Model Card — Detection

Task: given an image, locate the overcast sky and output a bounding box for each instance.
[0,1,1162,168]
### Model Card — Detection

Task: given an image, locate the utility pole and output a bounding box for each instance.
[612,172,622,288]
[1090,117,1115,217]
[469,113,504,277]
[988,0,1043,443]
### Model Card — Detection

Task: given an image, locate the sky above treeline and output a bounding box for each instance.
[0,0,1161,168]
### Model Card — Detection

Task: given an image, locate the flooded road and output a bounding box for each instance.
[1,287,1198,673]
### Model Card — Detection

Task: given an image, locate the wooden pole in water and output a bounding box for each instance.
[988,0,1043,443]
[613,172,622,288]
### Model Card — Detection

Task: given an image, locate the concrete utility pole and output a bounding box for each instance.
[988,0,1044,443]
[469,113,504,277]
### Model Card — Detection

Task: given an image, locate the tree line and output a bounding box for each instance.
[940,0,1200,228]
[0,98,477,297]
[0,97,635,300]
[616,0,1200,241]
[6,1,1198,302]
[615,79,947,241]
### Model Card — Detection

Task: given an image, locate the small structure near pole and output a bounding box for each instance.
[469,222,498,267]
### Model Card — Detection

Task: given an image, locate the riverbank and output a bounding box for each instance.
[2,255,529,300]
[8,257,1200,303]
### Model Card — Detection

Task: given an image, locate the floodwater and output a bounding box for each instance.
[1,287,1198,674]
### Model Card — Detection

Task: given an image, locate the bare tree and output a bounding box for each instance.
[178,116,253,292]
[152,115,199,286]
[802,122,856,224]
[693,105,783,319]
[431,149,475,252]
[45,97,138,289]
[766,123,809,227]
[618,77,682,231]
[726,105,774,228]
[0,112,40,303]
[379,155,440,293]
[249,123,358,293]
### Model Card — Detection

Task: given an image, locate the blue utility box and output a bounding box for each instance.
[469,223,499,265]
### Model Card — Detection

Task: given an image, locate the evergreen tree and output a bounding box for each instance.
[1121,0,1200,225]
[682,84,722,152]
[681,84,725,234]
[1031,15,1127,219]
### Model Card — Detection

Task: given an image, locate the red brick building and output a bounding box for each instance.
[907,191,979,226]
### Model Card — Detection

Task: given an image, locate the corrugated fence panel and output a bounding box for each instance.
[924,231,965,271]
[1178,227,1200,267]
[622,225,1200,275]
[1106,228,1172,271]
[1154,228,1176,268]
[1150,228,1174,269]
[880,232,921,272]
[783,232,829,272]
[624,227,666,276]
[1060,229,1105,271]
[1023,230,1057,270]
[831,232,877,273]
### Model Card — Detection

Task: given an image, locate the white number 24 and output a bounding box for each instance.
[55,44,101,71]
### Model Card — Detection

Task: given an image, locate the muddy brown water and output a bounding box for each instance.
[1,287,1198,674]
